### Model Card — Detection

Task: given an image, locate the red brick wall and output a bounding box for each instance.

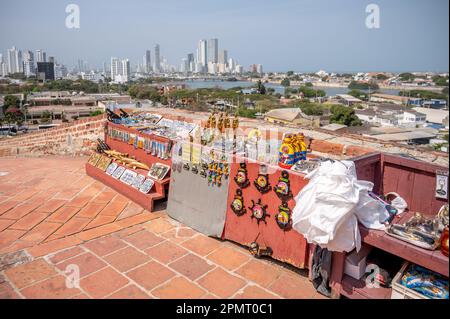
[0,115,106,157]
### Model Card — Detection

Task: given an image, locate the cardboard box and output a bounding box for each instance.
[344,244,372,280]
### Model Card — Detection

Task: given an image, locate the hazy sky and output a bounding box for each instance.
[0,0,448,72]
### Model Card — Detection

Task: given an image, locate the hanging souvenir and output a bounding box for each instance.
[275,202,292,231]
[230,189,246,216]
[191,164,199,174]
[199,162,208,178]
[253,165,271,194]
[183,162,190,171]
[249,199,270,225]
[274,170,293,201]
[234,162,250,188]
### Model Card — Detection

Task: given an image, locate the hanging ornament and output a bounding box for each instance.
[274,170,293,201]
[230,189,246,216]
[191,164,199,174]
[253,165,271,194]
[199,162,208,178]
[249,199,270,225]
[234,162,250,188]
[275,202,292,231]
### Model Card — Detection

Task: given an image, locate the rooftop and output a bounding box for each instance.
[0,156,321,299]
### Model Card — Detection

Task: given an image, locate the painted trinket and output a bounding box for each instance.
[253,165,271,194]
[234,163,250,189]
[274,170,293,201]
[249,199,270,225]
[275,202,292,230]
[249,242,273,258]
[230,189,246,216]
[278,134,296,169]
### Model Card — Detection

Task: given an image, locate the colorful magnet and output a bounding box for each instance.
[234,162,250,189]
[275,202,292,231]
[253,165,271,194]
[249,199,270,225]
[274,170,293,201]
[230,189,246,216]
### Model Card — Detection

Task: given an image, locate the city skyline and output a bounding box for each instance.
[0,0,449,73]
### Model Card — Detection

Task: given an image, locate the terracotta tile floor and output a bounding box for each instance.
[0,156,326,299]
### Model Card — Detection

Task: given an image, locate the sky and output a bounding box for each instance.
[0,0,448,73]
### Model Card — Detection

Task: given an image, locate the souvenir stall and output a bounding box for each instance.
[324,153,449,299]
[85,110,197,211]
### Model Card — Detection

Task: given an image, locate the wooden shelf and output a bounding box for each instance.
[85,163,169,212]
[360,212,448,277]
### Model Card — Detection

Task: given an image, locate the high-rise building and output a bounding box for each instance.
[37,62,55,81]
[207,38,218,64]
[110,57,130,83]
[219,50,228,65]
[256,64,263,74]
[0,62,8,77]
[187,53,195,72]
[36,50,46,63]
[48,56,56,64]
[197,40,207,70]
[7,46,22,74]
[23,50,35,77]
[180,58,188,73]
[144,50,152,73]
[154,44,161,73]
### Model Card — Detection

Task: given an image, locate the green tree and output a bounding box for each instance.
[3,95,20,113]
[399,72,415,82]
[330,105,362,126]
[256,80,266,95]
[432,75,448,87]
[281,78,290,87]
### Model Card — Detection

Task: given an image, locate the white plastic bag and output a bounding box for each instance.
[292,160,389,253]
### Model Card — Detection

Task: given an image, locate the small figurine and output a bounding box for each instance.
[248,242,273,258]
[278,134,296,169]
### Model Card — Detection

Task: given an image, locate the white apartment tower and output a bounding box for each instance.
[154,44,161,73]
[36,50,46,63]
[197,40,207,71]
[111,57,131,83]
[7,46,23,74]
[207,38,218,64]
[23,50,35,77]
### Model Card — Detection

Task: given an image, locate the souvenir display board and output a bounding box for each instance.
[166,141,232,237]
[222,157,310,268]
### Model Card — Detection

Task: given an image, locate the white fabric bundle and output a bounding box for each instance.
[292,160,389,253]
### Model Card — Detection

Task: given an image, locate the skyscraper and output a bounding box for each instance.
[187,53,195,72]
[37,62,55,81]
[36,50,46,63]
[154,44,161,73]
[23,50,35,77]
[219,50,228,65]
[207,38,218,64]
[144,50,152,73]
[197,40,207,69]
[111,57,130,83]
[7,46,22,74]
